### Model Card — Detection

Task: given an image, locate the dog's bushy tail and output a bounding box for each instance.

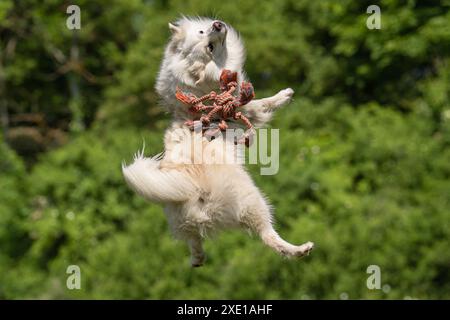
[122,151,197,203]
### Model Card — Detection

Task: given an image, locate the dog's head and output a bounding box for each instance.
[168,17,229,60]
[156,17,246,115]
[168,18,228,57]
[164,17,245,79]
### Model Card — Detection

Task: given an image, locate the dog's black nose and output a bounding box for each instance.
[213,21,224,31]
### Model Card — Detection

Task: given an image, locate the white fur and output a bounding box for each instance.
[123,17,313,267]
[122,151,197,203]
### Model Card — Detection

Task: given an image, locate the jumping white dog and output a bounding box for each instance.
[122,17,314,266]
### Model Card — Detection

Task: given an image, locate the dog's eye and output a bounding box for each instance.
[199,30,204,34]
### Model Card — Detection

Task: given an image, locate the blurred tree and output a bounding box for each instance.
[0,0,449,299]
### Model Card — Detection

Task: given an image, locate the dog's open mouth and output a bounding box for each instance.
[207,42,214,52]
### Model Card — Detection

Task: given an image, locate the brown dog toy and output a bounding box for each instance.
[176,69,255,146]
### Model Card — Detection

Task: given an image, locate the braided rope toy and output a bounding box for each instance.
[175,69,255,146]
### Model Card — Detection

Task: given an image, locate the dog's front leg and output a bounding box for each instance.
[188,236,206,267]
[246,88,294,112]
[241,88,294,127]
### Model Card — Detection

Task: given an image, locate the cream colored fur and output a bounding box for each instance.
[123,17,313,266]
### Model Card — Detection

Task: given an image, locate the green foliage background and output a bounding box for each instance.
[0,0,449,299]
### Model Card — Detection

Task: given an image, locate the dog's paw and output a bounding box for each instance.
[195,75,206,86]
[293,241,314,258]
[271,88,294,109]
[191,253,206,267]
[279,88,294,102]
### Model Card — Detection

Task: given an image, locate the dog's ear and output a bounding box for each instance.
[168,22,181,34]
[167,22,184,52]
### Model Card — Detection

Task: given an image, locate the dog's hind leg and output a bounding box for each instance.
[188,235,206,267]
[164,204,206,267]
[259,227,314,258]
[241,192,314,258]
